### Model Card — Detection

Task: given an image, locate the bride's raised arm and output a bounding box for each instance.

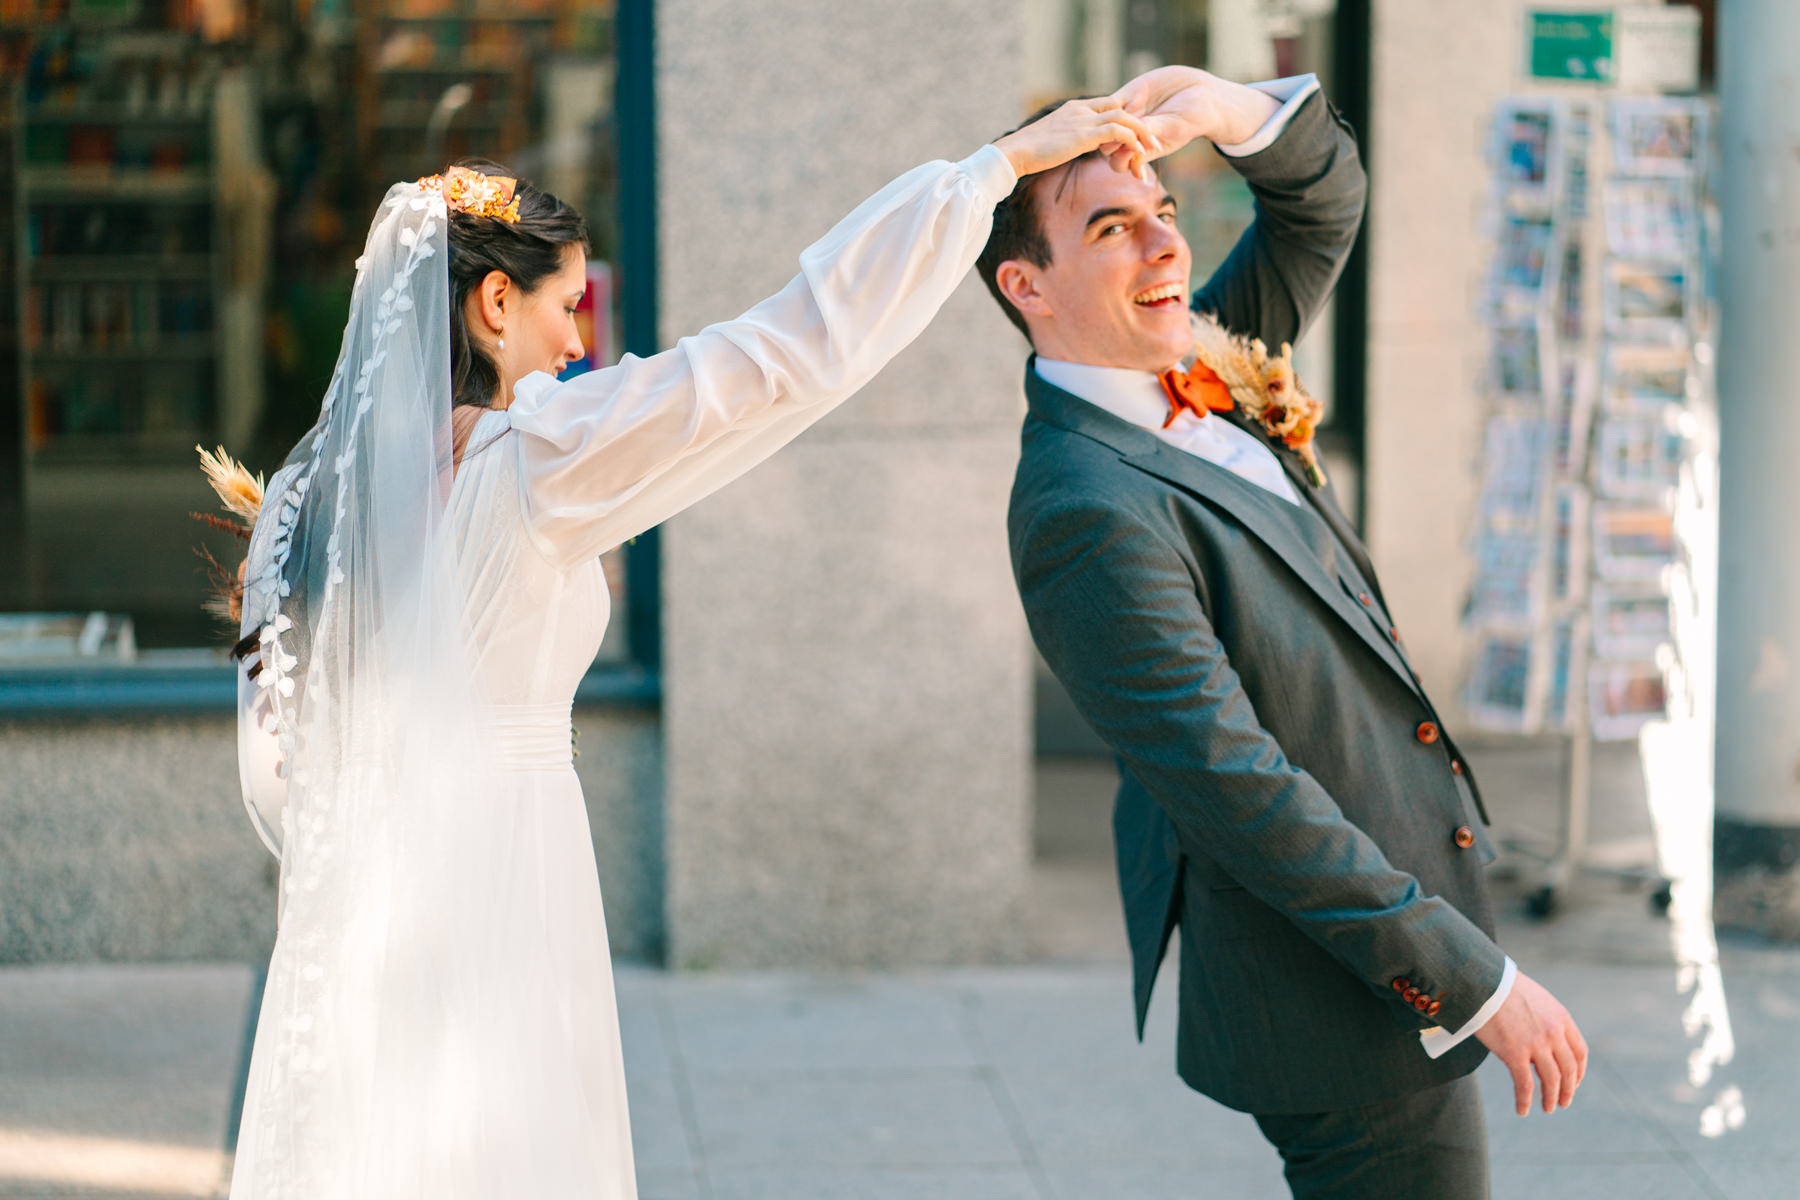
[506,99,1157,567]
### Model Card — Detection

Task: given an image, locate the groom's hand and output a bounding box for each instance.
[1109,66,1281,158]
[993,97,1160,180]
[1474,969,1589,1116]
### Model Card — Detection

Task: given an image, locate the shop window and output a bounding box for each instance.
[0,0,653,695]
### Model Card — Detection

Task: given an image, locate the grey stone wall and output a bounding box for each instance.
[657,1,1035,967]
[0,714,275,962]
[0,706,664,962]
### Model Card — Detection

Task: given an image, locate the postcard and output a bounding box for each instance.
[1611,97,1708,177]
[1494,98,1562,206]
[1591,586,1672,658]
[1468,527,1542,620]
[1491,324,1548,400]
[1550,483,1590,603]
[1592,502,1676,581]
[1479,409,1551,525]
[1495,213,1558,292]
[1594,412,1685,500]
[1589,657,1669,740]
[1603,260,1691,338]
[1602,343,1691,414]
[1553,360,1597,475]
[1556,242,1584,341]
[1603,177,1694,260]
[1468,625,1542,733]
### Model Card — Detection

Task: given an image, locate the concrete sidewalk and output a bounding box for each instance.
[4,742,1797,1199]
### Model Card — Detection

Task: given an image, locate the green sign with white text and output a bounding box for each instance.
[1528,11,1615,83]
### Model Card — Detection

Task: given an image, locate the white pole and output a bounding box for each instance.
[1714,0,1800,897]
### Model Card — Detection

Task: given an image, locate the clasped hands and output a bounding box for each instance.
[994,66,1281,180]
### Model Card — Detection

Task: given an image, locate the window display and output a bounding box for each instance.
[1,0,635,664]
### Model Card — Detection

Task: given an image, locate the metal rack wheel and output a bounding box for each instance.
[1525,885,1558,920]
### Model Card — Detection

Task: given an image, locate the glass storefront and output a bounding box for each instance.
[0,0,640,670]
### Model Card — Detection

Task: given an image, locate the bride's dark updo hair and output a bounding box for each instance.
[443,160,589,409]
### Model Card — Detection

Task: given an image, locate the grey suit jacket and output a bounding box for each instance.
[1007,91,1506,1114]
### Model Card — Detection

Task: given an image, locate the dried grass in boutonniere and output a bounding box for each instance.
[1190,312,1329,488]
[191,445,264,628]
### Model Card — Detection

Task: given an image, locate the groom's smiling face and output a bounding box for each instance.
[996,157,1194,373]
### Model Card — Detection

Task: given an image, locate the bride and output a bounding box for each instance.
[222,97,1161,1198]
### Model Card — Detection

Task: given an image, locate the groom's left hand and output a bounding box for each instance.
[1109,66,1282,160]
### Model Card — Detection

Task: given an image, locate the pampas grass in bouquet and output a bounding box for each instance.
[192,445,264,629]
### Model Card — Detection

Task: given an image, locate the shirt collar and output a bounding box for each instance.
[1033,356,1201,435]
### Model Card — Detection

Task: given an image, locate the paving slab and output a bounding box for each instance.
[6,743,1800,1198]
[0,965,251,1199]
[705,1166,1044,1200]
[659,973,979,1076]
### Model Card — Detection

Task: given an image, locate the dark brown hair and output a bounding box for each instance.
[445,159,590,408]
[975,97,1109,341]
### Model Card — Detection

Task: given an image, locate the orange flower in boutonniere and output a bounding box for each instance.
[1190,312,1329,488]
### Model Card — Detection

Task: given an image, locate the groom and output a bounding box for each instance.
[983,68,1588,1196]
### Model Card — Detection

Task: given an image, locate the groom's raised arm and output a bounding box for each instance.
[1188,78,1367,351]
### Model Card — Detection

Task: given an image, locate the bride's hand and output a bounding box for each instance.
[993,97,1161,180]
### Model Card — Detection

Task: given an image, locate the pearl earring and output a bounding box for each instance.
[497,332,506,350]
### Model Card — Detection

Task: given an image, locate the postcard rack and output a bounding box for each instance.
[1463,94,1717,917]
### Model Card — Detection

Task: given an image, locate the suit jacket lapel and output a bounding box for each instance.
[1213,405,1387,606]
[1025,364,1424,702]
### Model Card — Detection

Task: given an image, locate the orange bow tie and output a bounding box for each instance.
[1159,360,1234,428]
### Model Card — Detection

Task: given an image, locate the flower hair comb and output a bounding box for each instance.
[416,165,521,223]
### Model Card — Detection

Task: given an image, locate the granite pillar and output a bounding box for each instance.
[657,1,1034,967]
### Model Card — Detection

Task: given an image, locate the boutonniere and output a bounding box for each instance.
[1190,312,1329,488]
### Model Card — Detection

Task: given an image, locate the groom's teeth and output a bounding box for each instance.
[1132,283,1182,305]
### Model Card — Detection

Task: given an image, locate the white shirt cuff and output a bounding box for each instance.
[1418,956,1516,1060]
[962,142,1019,206]
[1213,73,1322,158]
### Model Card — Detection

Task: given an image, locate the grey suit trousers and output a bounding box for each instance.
[1252,1075,1489,1200]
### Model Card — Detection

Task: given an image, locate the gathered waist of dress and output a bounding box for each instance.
[486,701,575,770]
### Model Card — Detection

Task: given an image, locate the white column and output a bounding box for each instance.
[1715,0,1800,840]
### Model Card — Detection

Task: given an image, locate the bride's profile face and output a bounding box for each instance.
[498,246,589,399]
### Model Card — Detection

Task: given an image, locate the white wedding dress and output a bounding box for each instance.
[228,145,1015,1199]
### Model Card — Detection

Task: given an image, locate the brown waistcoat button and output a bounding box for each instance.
[1454,826,1476,850]
[1451,760,1464,776]
[1416,721,1440,744]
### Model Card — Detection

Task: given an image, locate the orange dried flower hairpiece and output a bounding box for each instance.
[416,165,522,223]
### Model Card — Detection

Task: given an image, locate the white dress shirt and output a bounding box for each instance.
[1037,82,1517,1058]
[1214,74,1322,157]
[1033,357,1301,504]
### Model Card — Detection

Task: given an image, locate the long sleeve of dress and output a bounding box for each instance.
[506,145,1018,568]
